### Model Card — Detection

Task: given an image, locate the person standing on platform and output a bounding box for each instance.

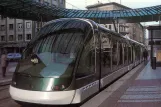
[1,51,8,78]
[143,49,148,61]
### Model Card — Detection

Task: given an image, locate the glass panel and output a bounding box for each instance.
[129,10,136,16]
[120,11,124,17]
[128,44,132,64]
[106,12,110,17]
[119,42,123,68]
[112,39,119,71]
[76,32,95,78]
[17,19,93,77]
[149,7,158,14]
[18,30,85,78]
[87,12,93,17]
[132,45,136,62]
[102,13,106,17]
[133,10,140,16]
[135,45,140,60]
[101,32,112,76]
[140,9,147,15]
[124,43,128,66]
[98,12,102,17]
[127,11,132,16]
[141,47,144,60]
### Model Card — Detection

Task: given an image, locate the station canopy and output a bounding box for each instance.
[0,0,161,23]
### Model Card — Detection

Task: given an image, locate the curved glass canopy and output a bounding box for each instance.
[0,0,161,23]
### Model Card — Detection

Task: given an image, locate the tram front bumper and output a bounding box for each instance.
[9,85,75,105]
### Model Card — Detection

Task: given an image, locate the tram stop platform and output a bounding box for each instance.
[82,61,161,107]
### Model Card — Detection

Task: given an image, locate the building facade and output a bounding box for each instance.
[86,2,145,43]
[0,0,66,54]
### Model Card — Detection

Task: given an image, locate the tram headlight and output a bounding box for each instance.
[31,58,39,64]
[52,85,66,91]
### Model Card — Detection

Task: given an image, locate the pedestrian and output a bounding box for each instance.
[1,50,8,78]
[143,50,145,60]
[143,49,148,61]
[145,50,148,60]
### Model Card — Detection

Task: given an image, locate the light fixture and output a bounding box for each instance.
[31,58,39,64]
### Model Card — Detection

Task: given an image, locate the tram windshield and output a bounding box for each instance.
[16,30,84,78]
[16,19,93,78]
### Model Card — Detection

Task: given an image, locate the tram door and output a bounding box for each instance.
[100,32,112,88]
[75,31,100,101]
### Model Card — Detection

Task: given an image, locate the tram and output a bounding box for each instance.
[9,18,145,105]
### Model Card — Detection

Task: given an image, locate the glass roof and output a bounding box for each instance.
[0,0,161,23]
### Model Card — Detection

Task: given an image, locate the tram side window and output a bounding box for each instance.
[139,47,141,60]
[131,45,133,62]
[134,45,138,61]
[101,33,112,76]
[112,39,119,71]
[132,45,136,62]
[124,43,128,66]
[135,46,138,60]
[119,42,123,68]
[140,47,142,60]
[128,44,132,64]
[136,46,140,61]
[76,36,95,78]
[141,47,143,60]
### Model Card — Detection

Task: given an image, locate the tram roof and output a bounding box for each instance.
[29,18,144,47]
[43,18,96,28]
[0,0,161,23]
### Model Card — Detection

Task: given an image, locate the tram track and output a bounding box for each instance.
[0,96,11,104]
[0,85,20,107]
[0,85,11,104]
[0,85,9,91]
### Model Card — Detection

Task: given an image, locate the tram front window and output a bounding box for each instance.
[16,30,83,78]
